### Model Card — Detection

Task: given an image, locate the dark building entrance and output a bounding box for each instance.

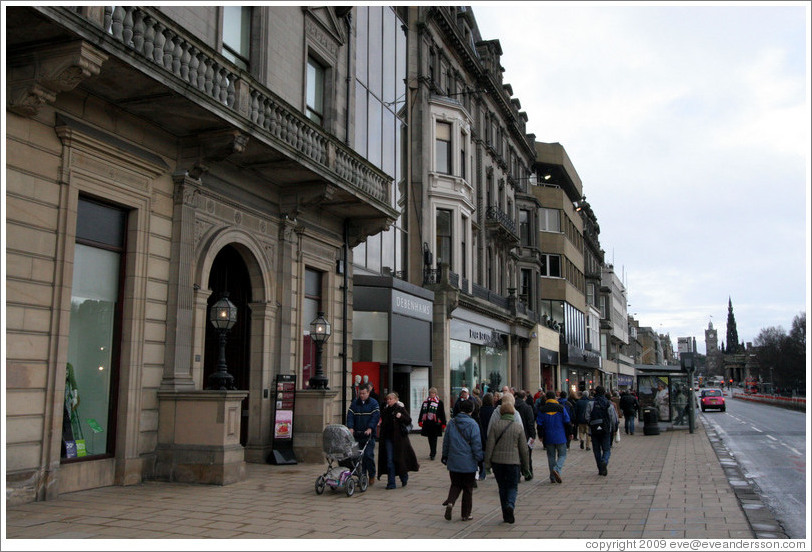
[204,244,252,445]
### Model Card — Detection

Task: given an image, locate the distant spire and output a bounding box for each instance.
[726,298,741,353]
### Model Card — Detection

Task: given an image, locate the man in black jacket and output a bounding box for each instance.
[514,390,536,480]
[619,389,640,435]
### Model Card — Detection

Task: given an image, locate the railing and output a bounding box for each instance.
[61,6,391,206]
[485,206,518,238]
[471,283,509,310]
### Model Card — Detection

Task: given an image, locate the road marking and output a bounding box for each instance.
[786,446,802,456]
[751,426,763,432]
[766,435,777,441]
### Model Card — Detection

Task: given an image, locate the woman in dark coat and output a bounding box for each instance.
[476,393,496,480]
[418,387,447,460]
[378,392,420,489]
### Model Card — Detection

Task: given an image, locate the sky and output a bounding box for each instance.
[472,1,810,355]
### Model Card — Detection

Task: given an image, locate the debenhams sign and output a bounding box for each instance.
[391,291,433,322]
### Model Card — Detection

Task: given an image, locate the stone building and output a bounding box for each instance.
[6,5,396,503]
[531,142,600,394]
[402,6,540,405]
[599,264,632,391]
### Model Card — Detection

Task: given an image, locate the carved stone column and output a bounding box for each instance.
[160,171,202,391]
[276,217,299,375]
[7,40,107,117]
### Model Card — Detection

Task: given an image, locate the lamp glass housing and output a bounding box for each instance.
[210,294,238,331]
[309,312,331,345]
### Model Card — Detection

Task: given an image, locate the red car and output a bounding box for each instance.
[700,388,726,412]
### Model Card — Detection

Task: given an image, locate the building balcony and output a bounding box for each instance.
[6,6,397,243]
[485,206,519,244]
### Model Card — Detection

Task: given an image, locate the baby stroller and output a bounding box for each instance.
[315,424,370,497]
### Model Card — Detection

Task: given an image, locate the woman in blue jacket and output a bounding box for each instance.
[441,399,483,521]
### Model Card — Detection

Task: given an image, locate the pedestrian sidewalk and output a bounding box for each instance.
[3,418,782,542]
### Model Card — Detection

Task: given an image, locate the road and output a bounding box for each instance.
[699,391,807,539]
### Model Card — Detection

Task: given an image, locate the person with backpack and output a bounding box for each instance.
[536,390,571,484]
[585,385,619,476]
[619,389,640,435]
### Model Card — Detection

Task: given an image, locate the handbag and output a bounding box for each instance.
[400,422,413,436]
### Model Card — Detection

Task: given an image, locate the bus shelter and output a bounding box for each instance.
[634,366,691,425]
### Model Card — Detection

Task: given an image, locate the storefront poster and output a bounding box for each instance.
[274,409,293,439]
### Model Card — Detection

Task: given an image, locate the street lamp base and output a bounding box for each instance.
[208,370,236,390]
[308,375,330,390]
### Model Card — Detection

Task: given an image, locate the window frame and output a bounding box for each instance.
[221,5,251,70]
[436,208,453,269]
[435,121,452,175]
[540,253,562,278]
[306,56,326,126]
[539,207,561,233]
[62,196,128,463]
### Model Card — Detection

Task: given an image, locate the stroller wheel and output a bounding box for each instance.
[345,477,356,497]
[359,473,369,492]
[315,475,326,495]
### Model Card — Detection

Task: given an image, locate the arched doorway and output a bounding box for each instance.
[204,244,251,445]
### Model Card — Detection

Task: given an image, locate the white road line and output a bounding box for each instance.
[751,426,763,432]
[766,435,777,441]
[786,446,802,456]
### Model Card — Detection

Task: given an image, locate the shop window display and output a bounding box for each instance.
[62,199,126,459]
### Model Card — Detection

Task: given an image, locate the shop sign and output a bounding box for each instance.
[391,291,433,321]
[451,320,504,347]
[540,347,559,365]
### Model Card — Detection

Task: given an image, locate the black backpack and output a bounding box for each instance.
[589,397,613,434]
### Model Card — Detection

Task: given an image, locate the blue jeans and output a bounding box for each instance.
[384,438,408,487]
[545,443,567,476]
[591,431,612,468]
[624,412,635,434]
[357,435,375,479]
[491,463,520,511]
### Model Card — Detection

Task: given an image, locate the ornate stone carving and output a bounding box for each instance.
[7,41,108,117]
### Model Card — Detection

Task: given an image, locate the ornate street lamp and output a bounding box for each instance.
[208,292,238,390]
[308,312,331,390]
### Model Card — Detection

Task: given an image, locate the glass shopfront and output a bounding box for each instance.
[353,276,433,413]
[449,339,508,399]
[449,313,509,400]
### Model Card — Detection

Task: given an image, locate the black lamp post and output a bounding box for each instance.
[680,352,696,434]
[308,312,331,390]
[208,292,238,390]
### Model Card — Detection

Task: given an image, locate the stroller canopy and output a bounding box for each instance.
[322,424,358,459]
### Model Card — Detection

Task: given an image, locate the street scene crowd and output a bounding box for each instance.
[346,382,641,524]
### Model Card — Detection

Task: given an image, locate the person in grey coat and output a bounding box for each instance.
[441,399,483,521]
[484,393,530,524]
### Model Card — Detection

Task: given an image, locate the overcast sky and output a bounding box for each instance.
[472,2,810,355]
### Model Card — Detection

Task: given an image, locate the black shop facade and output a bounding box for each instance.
[352,275,434,415]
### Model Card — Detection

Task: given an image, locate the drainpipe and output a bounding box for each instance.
[341,11,353,416]
[342,220,350,418]
[345,12,352,145]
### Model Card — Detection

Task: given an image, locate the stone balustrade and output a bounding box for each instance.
[60,6,391,207]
